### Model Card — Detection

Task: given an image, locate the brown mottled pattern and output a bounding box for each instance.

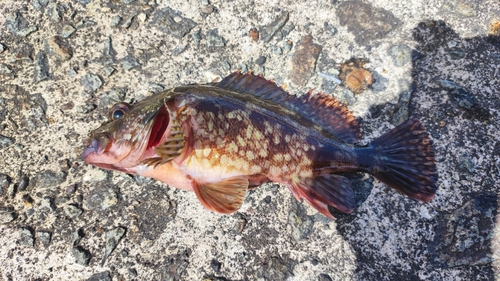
[177,96,326,181]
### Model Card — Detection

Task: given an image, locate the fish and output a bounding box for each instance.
[82,71,438,219]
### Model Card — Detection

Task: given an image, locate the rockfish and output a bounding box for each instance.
[82,72,437,218]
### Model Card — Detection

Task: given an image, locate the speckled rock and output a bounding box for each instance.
[6,11,38,37]
[389,44,412,67]
[81,74,103,92]
[34,52,49,82]
[290,35,322,86]
[122,55,141,71]
[31,171,67,189]
[0,174,11,196]
[83,188,119,211]
[259,11,289,42]
[87,271,111,281]
[19,227,34,246]
[64,204,83,218]
[73,246,91,266]
[152,7,197,39]
[206,29,226,52]
[0,135,14,149]
[337,0,401,45]
[47,36,73,61]
[0,208,16,224]
[37,231,51,246]
[256,257,293,280]
[103,227,126,262]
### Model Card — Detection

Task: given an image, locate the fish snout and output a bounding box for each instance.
[81,136,111,161]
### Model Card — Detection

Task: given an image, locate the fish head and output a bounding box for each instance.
[82,94,173,173]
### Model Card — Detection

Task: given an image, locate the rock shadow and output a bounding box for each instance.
[335,20,500,280]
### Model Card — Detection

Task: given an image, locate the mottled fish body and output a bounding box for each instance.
[82,72,437,218]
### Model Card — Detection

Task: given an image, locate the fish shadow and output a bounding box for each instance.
[333,20,500,280]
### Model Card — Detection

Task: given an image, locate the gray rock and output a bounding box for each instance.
[76,103,96,114]
[100,88,126,107]
[121,13,137,29]
[191,29,202,47]
[290,35,322,86]
[103,36,117,59]
[337,1,401,45]
[111,16,121,27]
[389,44,412,67]
[37,231,51,246]
[0,135,14,149]
[255,56,267,66]
[64,204,83,218]
[87,271,111,281]
[318,273,333,281]
[75,20,97,29]
[0,64,13,74]
[76,0,92,4]
[210,259,221,272]
[337,88,357,106]
[72,246,91,266]
[441,0,477,17]
[432,194,497,267]
[152,7,197,39]
[6,11,38,37]
[67,67,78,77]
[32,171,67,189]
[61,25,76,38]
[19,227,34,246]
[70,229,84,246]
[324,22,337,36]
[0,174,11,195]
[0,43,5,53]
[206,29,225,52]
[281,23,295,38]
[103,67,115,77]
[16,175,29,192]
[0,208,16,224]
[46,2,64,22]
[457,153,475,174]
[271,45,282,55]
[32,0,50,11]
[221,61,231,71]
[81,74,103,92]
[256,257,293,280]
[83,188,118,211]
[122,55,140,71]
[34,52,50,82]
[47,36,73,61]
[172,44,188,56]
[392,82,413,125]
[260,11,289,42]
[239,63,248,73]
[436,78,476,109]
[288,206,314,241]
[103,227,126,262]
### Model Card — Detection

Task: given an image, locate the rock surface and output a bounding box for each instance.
[0,0,499,280]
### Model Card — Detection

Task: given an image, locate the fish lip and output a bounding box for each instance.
[81,138,98,161]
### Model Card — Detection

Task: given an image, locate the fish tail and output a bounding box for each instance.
[369,118,438,202]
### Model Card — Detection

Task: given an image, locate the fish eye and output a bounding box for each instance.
[109,102,131,121]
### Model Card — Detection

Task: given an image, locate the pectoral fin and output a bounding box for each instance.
[193,177,249,214]
[289,174,354,219]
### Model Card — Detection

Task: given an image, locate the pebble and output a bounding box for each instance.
[76,103,96,114]
[152,7,197,39]
[0,64,13,75]
[0,174,11,195]
[81,74,103,92]
[31,170,67,189]
[255,56,267,66]
[122,13,137,29]
[86,271,111,281]
[83,188,118,211]
[61,25,76,38]
[283,40,293,52]
[32,0,50,11]
[290,35,322,86]
[37,231,51,246]
[206,29,226,52]
[0,135,14,149]
[103,227,126,262]
[0,208,16,224]
[191,29,202,47]
[75,20,97,29]
[70,229,84,246]
[221,61,231,71]
[47,36,73,61]
[318,273,333,281]
[457,153,475,173]
[255,257,292,280]
[103,36,117,59]
[72,246,91,266]
[0,43,5,53]
[40,197,56,211]
[111,15,122,27]
[100,88,126,107]
[324,22,337,36]
[17,175,29,192]
[19,227,34,246]
[34,52,50,83]
[260,11,289,42]
[389,44,412,67]
[64,204,83,218]
[392,83,413,125]
[172,44,188,56]
[122,55,140,71]
[83,169,109,183]
[271,45,282,55]
[103,67,115,77]
[337,0,400,45]
[288,208,314,241]
[46,2,64,22]
[338,89,357,105]
[318,72,341,84]
[436,78,476,109]
[441,0,477,17]
[210,259,221,272]
[6,11,38,37]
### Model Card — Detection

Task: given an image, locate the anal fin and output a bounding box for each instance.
[193,177,249,214]
[289,174,355,219]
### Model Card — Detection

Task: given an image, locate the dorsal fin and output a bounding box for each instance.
[217,71,360,143]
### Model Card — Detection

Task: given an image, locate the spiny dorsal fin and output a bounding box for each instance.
[193,177,249,214]
[217,71,360,143]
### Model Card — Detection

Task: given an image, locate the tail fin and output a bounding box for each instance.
[369,118,438,202]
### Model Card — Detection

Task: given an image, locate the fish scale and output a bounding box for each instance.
[82,71,438,219]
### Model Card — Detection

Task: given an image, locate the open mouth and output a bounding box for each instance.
[147,105,170,149]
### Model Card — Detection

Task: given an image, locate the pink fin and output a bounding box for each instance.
[289,174,355,219]
[217,72,360,143]
[193,177,249,214]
